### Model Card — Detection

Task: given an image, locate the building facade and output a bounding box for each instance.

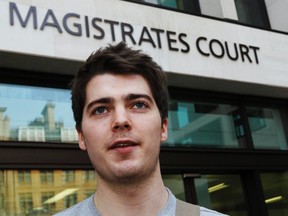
[0,0,288,215]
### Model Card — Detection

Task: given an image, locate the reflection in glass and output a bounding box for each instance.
[0,84,77,143]
[18,170,31,185]
[234,0,268,28]
[19,193,33,215]
[265,0,288,33]
[162,174,186,201]
[40,171,54,184]
[137,0,198,14]
[247,106,288,150]
[63,170,75,184]
[0,170,184,215]
[64,193,77,209]
[195,174,247,216]
[166,100,245,148]
[200,0,268,28]
[42,191,55,212]
[261,172,288,216]
[0,170,97,216]
[199,0,229,18]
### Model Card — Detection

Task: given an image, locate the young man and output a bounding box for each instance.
[54,42,227,216]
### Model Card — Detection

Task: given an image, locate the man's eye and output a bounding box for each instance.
[133,102,148,109]
[93,106,107,115]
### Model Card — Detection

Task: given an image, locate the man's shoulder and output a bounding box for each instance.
[53,195,95,216]
[176,198,200,215]
[200,206,229,216]
[176,199,228,216]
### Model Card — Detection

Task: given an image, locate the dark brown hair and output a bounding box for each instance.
[71,42,169,130]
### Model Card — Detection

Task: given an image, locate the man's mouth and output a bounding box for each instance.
[109,140,138,151]
[114,143,136,148]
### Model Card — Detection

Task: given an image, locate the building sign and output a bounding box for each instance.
[0,0,288,89]
[8,2,260,64]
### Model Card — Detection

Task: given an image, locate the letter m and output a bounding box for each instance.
[10,2,37,29]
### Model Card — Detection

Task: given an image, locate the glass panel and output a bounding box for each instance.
[158,0,177,8]
[265,0,288,33]
[234,0,268,28]
[194,174,247,216]
[165,100,246,148]
[0,170,97,215]
[0,83,77,143]
[246,106,288,150]
[162,174,186,201]
[200,0,269,28]
[0,170,183,215]
[139,0,198,14]
[199,0,239,20]
[199,0,225,18]
[260,172,288,216]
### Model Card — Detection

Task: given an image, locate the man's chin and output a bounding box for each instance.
[99,166,156,186]
[95,158,159,187]
[112,167,145,184]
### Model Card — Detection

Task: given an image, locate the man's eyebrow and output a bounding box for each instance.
[86,97,114,111]
[123,93,154,103]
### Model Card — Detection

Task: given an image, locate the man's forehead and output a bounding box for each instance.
[85,74,154,101]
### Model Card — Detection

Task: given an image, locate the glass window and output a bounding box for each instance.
[260,172,288,215]
[234,0,269,28]
[40,170,54,184]
[0,171,4,184]
[0,195,4,214]
[199,0,224,18]
[138,0,200,14]
[0,83,77,143]
[0,170,97,215]
[194,174,248,216]
[42,192,56,212]
[64,193,77,208]
[265,0,288,33]
[18,170,31,185]
[19,193,33,214]
[246,106,288,150]
[0,170,184,215]
[83,170,96,182]
[62,170,75,184]
[199,0,238,20]
[162,174,186,201]
[166,100,246,148]
[199,0,270,28]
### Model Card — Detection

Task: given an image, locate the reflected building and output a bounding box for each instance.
[0,107,10,141]
[18,126,45,142]
[5,102,78,143]
[1,170,96,216]
[42,102,56,131]
[60,128,78,143]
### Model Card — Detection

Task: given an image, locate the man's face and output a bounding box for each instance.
[78,74,168,185]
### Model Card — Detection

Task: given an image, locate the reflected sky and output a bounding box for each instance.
[0,84,75,128]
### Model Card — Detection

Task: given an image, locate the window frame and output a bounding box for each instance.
[124,0,287,34]
[234,0,271,29]
[125,0,201,15]
[1,68,288,216]
[0,69,288,170]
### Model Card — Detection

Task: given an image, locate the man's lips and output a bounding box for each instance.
[109,139,139,150]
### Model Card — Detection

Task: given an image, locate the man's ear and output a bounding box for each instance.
[77,129,87,151]
[161,118,168,142]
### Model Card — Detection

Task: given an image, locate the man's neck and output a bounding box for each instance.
[94,168,168,216]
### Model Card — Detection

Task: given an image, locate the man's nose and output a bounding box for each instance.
[112,107,132,131]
